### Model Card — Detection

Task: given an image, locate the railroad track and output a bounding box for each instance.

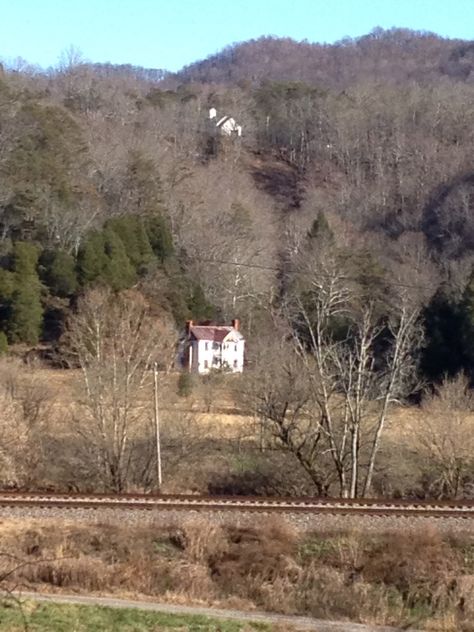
[0,491,472,518]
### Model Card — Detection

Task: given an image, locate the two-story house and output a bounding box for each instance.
[184,319,245,374]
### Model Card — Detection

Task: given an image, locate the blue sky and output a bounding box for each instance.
[1,0,473,71]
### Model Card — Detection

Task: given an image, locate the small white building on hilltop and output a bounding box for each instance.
[184,319,245,374]
[209,107,242,137]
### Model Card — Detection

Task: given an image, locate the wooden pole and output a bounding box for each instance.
[153,362,162,489]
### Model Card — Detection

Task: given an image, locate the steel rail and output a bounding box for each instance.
[0,492,473,518]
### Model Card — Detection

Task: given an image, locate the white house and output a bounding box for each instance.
[184,319,245,374]
[209,107,242,137]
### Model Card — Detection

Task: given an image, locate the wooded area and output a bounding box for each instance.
[1,29,474,497]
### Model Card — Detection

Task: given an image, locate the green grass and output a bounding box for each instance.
[298,536,337,561]
[0,601,273,631]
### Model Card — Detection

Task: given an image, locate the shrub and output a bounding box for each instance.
[360,529,459,608]
[177,371,194,397]
[0,331,8,354]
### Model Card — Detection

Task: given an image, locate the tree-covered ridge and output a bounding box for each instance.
[0,29,473,383]
[173,29,474,88]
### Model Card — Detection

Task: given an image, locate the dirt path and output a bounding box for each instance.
[17,591,417,631]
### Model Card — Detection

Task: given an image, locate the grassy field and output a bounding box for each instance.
[1,518,474,630]
[0,601,272,632]
[0,361,446,498]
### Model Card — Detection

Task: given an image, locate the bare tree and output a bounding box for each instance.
[247,332,335,495]
[169,159,278,324]
[413,374,474,498]
[63,288,177,492]
[248,229,432,498]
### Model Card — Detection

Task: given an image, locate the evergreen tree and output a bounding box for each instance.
[307,210,334,243]
[421,291,467,381]
[4,101,89,242]
[459,273,474,378]
[125,150,165,215]
[77,227,139,291]
[40,249,77,297]
[76,231,108,286]
[145,215,174,262]
[9,242,43,344]
[102,228,136,291]
[0,268,14,331]
[106,216,154,269]
[187,282,215,321]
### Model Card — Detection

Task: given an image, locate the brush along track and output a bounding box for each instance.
[0,492,473,519]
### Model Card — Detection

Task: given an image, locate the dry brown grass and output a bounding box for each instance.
[24,367,425,436]
[3,364,431,497]
[0,518,473,629]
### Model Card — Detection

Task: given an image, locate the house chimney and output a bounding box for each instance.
[186,320,193,334]
[231,318,240,331]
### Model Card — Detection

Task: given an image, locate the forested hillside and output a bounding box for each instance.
[0,28,473,383]
[174,28,474,87]
[1,28,474,498]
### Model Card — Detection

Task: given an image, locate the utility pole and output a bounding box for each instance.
[153,362,162,489]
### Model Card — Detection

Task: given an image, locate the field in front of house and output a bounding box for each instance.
[30,368,254,436]
[6,365,432,498]
[27,367,425,438]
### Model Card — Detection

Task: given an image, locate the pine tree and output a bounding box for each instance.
[125,150,165,215]
[9,242,43,344]
[76,231,108,286]
[106,216,154,269]
[145,215,174,262]
[307,210,334,243]
[458,273,474,378]
[0,269,14,331]
[40,249,77,297]
[102,229,136,291]
[421,291,466,380]
[187,282,215,320]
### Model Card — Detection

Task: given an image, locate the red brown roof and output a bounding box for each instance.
[190,326,233,342]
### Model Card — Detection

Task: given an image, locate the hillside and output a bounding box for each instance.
[172,29,474,88]
[2,29,474,500]
[0,29,473,381]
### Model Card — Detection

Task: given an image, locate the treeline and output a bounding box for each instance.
[0,214,214,351]
[0,74,220,350]
[174,29,474,88]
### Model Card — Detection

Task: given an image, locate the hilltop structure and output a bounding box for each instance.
[209,107,242,137]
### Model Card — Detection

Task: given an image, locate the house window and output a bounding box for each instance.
[213,342,219,350]
[233,359,238,368]
[205,342,209,350]
[204,360,209,369]
[234,344,238,352]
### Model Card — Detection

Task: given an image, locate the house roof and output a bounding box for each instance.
[190,325,243,343]
[216,115,232,128]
